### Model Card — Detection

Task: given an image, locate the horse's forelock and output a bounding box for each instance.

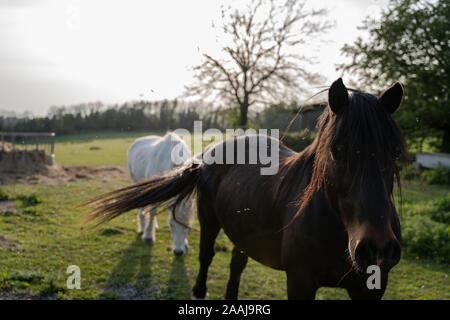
[329,92,406,189]
[281,90,407,228]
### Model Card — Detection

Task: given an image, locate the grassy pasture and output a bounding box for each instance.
[53,131,217,166]
[0,131,448,300]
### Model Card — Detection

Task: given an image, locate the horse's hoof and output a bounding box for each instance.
[143,238,154,245]
[192,293,208,300]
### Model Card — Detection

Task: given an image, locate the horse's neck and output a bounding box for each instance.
[273,150,314,207]
[288,151,346,238]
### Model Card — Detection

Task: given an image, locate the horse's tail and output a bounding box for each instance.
[80,162,201,228]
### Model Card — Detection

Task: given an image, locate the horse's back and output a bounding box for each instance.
[127,136,160,181]
[127,133,190,182]
[198,134,295,269]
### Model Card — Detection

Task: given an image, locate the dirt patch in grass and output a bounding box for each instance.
[0,201,16,214]
[0,165,128,185]
[0,234,22,251]
[0,234,13,246]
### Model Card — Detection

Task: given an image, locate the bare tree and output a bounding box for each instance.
[185,0,331,127]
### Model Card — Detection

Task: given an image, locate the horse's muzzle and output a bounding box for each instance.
[354,238,401,272]
[173,249,184,256]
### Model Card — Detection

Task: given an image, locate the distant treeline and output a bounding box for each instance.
[0,99,325,135]
[0,100,225,134]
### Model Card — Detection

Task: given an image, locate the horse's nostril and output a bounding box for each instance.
[355,239,401,272]
[383,240,401,269]
[173,249,184,257]
[354,239,376,270]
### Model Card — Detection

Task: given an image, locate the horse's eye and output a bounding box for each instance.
[331,145,345,161]
[393,147,402,160]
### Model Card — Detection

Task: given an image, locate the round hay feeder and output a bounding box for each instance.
[0,132,55,175]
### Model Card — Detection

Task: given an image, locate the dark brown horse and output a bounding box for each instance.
[84,78,406,299]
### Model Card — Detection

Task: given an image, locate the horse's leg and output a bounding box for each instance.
[224,246,248,300]
[286,269,318,300]
[154,215,159,230]
[142,206,157,244]
[137,208,145,235]
[192,201,220,300]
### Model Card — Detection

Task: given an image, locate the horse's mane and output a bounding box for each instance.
[275,89,407,225]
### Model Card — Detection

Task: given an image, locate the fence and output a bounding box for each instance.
[0,132,55,164]
[415,152,450,170]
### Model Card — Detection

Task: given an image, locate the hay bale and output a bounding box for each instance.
[0,150,55,175]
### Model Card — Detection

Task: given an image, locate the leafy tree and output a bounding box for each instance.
[338,0,450,152]
[186,0,331,128]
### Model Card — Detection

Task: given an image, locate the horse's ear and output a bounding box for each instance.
[328,78,349,115]
[379,82,404,114]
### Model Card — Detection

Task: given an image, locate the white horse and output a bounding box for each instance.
[127,132,193,256]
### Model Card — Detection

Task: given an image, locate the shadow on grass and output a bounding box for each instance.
[101,234,153,299]
[165,255,191,299]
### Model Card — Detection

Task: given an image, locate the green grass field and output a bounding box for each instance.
[53,131,216,166]
[0,131,449,300]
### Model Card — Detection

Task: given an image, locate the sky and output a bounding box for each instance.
[0,0,389,116]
